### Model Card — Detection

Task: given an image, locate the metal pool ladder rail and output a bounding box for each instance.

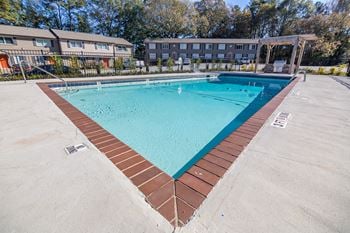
[295,69,307,82]
[28,63,68,90]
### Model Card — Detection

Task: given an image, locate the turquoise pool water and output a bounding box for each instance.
[59,75,290,178]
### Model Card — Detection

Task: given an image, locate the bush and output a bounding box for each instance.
[129,58,136,72]
[248,64,254,71]
[196,59,201,69]
[241,64,247,71]
[317,67,326,75]
[167,58,174,71]
[52,55,63,74]
[114,57,124,73]
[157,58,162,72]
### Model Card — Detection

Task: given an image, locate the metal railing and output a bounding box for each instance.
[295,69,307,82]
[29,63,68,89]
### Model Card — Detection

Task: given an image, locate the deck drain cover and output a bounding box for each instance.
[271,112,291,128]
[65,143,88,155]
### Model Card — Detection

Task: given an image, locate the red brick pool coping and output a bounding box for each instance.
[37,77,299,228]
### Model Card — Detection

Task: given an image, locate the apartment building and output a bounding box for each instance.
[0,24,132,71]
[144,38,258,63]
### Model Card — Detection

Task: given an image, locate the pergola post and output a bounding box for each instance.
[289,38,299,74]
[295,40,306,74]
[254,42,262,73]
[265,45,271,65]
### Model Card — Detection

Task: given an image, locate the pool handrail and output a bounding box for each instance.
[295,69,307,82]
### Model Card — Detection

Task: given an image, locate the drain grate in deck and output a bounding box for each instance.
[65,143,88,155]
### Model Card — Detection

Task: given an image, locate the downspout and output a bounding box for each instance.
[49,29,62,55]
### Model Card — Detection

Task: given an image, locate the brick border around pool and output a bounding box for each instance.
[37,76,299,228]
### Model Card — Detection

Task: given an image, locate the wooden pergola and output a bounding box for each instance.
[254,34,318,74]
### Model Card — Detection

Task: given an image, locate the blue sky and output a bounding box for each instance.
[225,0,328,8]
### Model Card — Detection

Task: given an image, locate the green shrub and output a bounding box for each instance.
[317,67,326,75]
[114,57,124,73]
[69,56,80,74]
[129,58,136,72]
[167,58,174,71]
[330,67,336,75]
[248,64,254,71]
[52,55,63,74]
[241,64,247,71]
[157,58,162,72]
[196,59,201,69]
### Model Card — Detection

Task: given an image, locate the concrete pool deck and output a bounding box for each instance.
[0,74,349,232]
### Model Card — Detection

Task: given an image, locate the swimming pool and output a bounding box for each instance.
[58,75,290,178]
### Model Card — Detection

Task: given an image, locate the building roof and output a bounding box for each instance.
[51,29,132,46]
[144,38,258,44]
[0,24,55,39]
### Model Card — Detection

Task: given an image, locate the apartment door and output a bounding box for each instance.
[102,58,109,68]
[0,54,10,69]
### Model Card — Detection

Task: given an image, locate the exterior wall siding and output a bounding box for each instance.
[59,39,132,58]
[0,36,59,53]
[145,40,258,63]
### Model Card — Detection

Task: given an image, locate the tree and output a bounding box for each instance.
[194,0,230,37]
[144,0,196,38]
[88,0,121,36]
[0,0,23,25]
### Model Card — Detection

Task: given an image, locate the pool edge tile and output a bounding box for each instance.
[37,76,299,228]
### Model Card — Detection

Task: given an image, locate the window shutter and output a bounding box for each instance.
[33,38,36,46]
[67,41,70,48]
[12,37,17,45]
[51,40,54,47]
[95,43,97,50]
[82,41,85,49]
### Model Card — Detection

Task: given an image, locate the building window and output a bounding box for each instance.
[204,53,212,59]
[96,43,109,50]
[116,45,127,51]
[0,36,14,45]
[235,44,243,50]
[149,53,156,59]
[69,40,83,48]
[180,43,187,50]
[218,54,225,59]
[162,53,169,59]
[192,53,199,59]
[248,53,255,59]
[180,53,187,58]
[205,44,212,50]
[162,44,169,49]
[218,44,226,50]
[235,53,242,59]
[149,43,156,49]
[35,39,50,47]
[192,44,200,50]
[249,44,257,50]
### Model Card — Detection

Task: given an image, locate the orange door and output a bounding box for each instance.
[103,58,109,68]
[0,55,10,69]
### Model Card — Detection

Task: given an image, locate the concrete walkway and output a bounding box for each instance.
[179,75,350,233]
[0,74,349,233]
[0,81,172,233]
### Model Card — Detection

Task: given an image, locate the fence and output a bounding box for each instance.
[0,53,143,80]
[0,53,262,81]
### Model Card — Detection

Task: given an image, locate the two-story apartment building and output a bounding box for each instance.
[50,29,132,67]
[0,25,132,71]
[144,38,258,64]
